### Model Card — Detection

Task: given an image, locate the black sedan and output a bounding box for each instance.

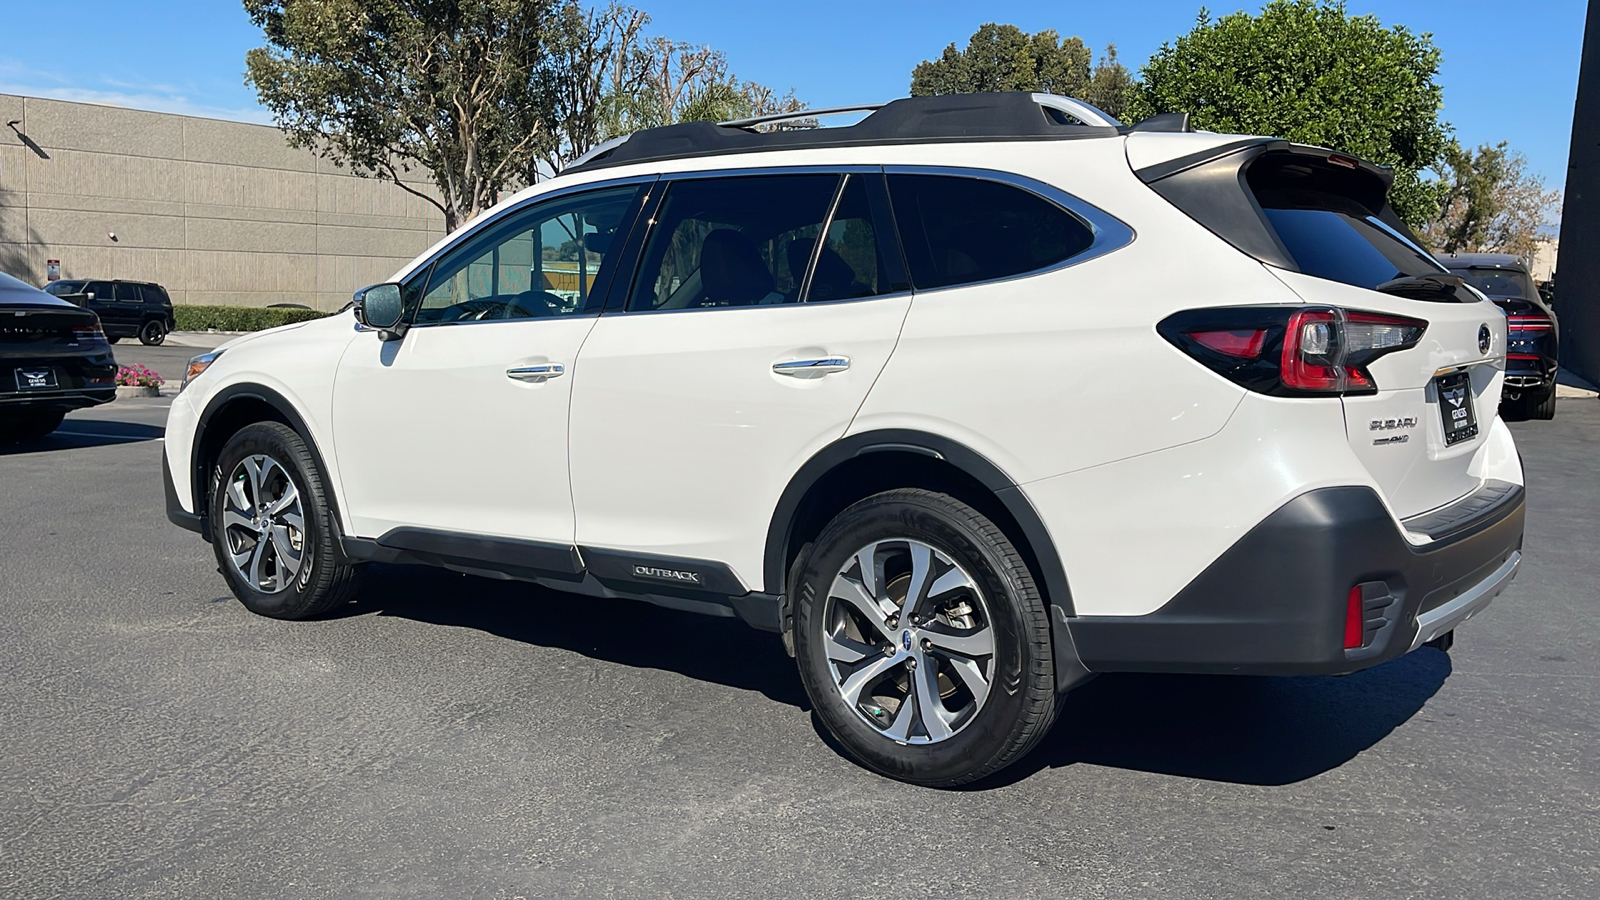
[1,271,117,442]
[1437,252,1559,420]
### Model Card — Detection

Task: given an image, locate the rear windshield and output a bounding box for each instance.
[1446,267,1536,300]
[1247,154,1445,290]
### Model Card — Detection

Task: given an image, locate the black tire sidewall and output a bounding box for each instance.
[793,491,1051,785]
[139,319,166,345]
[209,423,338,618]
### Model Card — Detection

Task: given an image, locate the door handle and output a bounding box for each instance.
[772,356,851,377]
[506,363,565,382]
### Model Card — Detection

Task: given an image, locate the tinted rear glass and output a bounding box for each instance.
[1446,267,1536,300]
[888,175,1095,291]
[1260,207,1444,289]
[139,284,170,305]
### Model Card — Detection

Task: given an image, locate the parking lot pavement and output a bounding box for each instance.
[1,400,1596,899]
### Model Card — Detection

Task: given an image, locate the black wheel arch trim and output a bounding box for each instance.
[764,429,1084,690]
[188,383,348,554]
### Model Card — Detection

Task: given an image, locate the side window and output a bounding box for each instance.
[414,184,641,325]
[887,174,1096,291]
[113,283,142,302]
[628,174,839,311]
[797,174,901,303]
[85,281,113,301]
[139,285,169,305]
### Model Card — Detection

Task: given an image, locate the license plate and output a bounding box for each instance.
[14,367,58,391]
[1435,371,1478,446]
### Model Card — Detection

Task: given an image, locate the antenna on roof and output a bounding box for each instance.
[720,103,887,130]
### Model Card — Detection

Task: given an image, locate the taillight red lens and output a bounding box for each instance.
[71,325,107,344]
[1507,315,1552,332]
[1190,328,1268,358]
[1281,309,1341,391]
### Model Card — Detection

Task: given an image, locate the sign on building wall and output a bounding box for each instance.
[45,260,60,282]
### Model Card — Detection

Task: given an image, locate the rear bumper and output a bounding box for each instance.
[0,388,116,412]
[1068,483,1525,676]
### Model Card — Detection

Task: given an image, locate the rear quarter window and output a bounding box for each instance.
[887,174,1095,291]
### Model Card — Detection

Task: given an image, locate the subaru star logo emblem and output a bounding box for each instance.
[901,630,913,652]
[1478,324,1492,355]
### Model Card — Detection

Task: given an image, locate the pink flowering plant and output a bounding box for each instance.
[115,364,165,388]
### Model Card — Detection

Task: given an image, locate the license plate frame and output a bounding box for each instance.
[14,367,59,391]
[1435,370,1478,446]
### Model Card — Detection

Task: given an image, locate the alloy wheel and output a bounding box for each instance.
[220,454,307,594]
[823,539,995,744]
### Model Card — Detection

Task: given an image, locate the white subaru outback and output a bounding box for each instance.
[164,93,1525,786]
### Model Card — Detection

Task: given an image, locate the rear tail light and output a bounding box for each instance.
[71,324,108,345]
[1506,314,1553,332]
[1159,306,1427,396]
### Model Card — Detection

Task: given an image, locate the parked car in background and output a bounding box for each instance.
[164,93,1525,786]
[42,278,176,346]
[1435,253,1559,419]
[1,271,116,442]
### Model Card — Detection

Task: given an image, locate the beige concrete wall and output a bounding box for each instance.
[0,93,446,310]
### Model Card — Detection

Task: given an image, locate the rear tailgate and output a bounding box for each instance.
[1269,269,1504,517]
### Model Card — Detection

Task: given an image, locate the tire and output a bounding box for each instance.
[107,336,121,344]
[0,410,66,443]
[1529,388,1557,420]
[209,422,362,619]
[139,318,166,346]
[792,489,1057,787]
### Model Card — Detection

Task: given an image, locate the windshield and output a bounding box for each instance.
[1446,267,1537,300]
[43,280,86,295]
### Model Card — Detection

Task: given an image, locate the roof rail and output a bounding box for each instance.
[720,103,886,130]
[563,91,1126,175]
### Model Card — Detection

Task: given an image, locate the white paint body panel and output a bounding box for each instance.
[568,298,911,589]
[331,318,598,542]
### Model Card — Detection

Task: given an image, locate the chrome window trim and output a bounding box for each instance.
[399,174,659,330]
[882,164,1136,296]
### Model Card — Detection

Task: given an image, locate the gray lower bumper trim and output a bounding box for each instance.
[1409,550,1521,651]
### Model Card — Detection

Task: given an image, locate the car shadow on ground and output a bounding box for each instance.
[0,420,164,455]
[342,564,1450,787]
[338,564,810,709]
[976,648,1451,788]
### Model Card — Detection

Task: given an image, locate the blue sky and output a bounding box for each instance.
[0,1,1584,187]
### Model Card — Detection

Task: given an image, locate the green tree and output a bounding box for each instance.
[911,24,1092,98]
[1133,1,1451,227]
[1083,45,1135,121]
[244,0,569,232]
[1421,141,1561,260]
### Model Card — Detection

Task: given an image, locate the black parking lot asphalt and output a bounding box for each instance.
[1,391,1596,899]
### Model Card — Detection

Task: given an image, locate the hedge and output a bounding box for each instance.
[174,305,333,332]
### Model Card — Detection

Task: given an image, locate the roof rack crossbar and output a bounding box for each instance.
[719,103,887,130]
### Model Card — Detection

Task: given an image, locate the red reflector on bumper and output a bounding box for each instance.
[1344,586,1364,649]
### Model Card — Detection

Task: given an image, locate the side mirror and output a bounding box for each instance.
[353,283,407,341]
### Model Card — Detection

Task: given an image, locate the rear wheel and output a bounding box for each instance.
[210,422,362,619]
[139,318,167,346]
[107,336,121,344]
[792,489,1057,786]
[0,410,66,443]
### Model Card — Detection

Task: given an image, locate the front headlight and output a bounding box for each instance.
[180,350,224,392]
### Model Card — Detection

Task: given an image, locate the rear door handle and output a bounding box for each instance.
[772,356,851,377]
[506,363,565,382]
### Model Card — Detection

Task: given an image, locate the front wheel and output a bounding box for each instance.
[139,318,167,346]
[210,422,362,619]
[792,489,1057,786]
